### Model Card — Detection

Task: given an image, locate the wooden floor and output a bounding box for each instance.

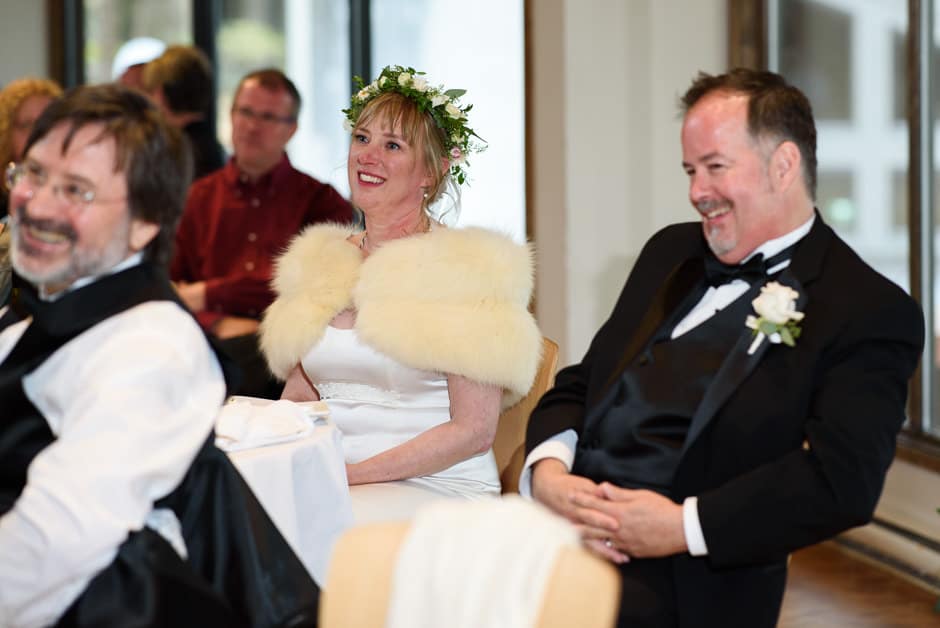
[779,542,939,627]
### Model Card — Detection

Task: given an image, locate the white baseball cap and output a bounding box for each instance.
[111,37,167,80]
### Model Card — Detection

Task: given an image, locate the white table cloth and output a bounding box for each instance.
[226,420,353,584]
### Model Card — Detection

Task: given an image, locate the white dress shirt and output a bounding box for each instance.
[520,216,815,556]
[0,261,226,628]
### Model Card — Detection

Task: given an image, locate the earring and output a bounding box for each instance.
[423,191,429,199]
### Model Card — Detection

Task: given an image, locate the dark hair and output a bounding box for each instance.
[141,45,213,115]
[680,68,818,199]
[234,68,301,118]
[25,83,192,265]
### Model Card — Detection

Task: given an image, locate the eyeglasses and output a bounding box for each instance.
[232,106,296,126]
[5,161,117,207]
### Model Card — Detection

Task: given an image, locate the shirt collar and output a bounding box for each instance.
[740,213,815,271]
[39,252,145,302]
[225,153,292,190]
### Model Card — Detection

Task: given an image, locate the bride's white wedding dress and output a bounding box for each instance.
[302,325,501,524]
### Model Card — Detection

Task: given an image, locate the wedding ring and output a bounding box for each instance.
[604,538,613,549]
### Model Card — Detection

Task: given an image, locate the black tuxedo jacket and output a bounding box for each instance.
[526,217,924,627]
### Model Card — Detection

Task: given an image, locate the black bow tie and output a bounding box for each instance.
[703,245,795,288]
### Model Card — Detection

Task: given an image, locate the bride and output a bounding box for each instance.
[260,66,541,523]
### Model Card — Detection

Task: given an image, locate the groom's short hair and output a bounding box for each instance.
[680,68,818,200]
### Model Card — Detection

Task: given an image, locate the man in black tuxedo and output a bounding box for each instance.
[523,69,924,627]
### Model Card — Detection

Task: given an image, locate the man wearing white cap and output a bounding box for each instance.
[111,37,166,91]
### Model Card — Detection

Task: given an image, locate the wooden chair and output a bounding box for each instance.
[319,520,620,628]
[494,337,559,493]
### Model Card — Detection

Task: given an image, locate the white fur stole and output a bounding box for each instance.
[259,224,542,406]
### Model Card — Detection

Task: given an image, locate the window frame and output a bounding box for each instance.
[728,0,940,467]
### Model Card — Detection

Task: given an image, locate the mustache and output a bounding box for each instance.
[13,205,79,243]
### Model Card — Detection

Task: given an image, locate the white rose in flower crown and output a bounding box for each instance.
[751,282,804,324]
[398,72,411,86]
[431,94,448,107]
[379,76,388,87]
[412,76,428,92]
[356,88,371,101]
[451,133,462,144]
[445,103,463,119]
[342,118,354,132]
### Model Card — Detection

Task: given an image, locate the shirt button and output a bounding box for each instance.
[247,232,257,242]
[245,261,255,271]
[250,198,260,208]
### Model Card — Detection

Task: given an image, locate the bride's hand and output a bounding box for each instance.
[280,363,319,402]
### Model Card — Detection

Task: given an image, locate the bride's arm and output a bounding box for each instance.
[345,375,501,485]
[280,363,320,402]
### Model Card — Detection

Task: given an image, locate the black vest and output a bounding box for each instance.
[0,264,318,627]
[573,282,760,496]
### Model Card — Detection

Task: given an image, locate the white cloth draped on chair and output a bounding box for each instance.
[385,496,579,628]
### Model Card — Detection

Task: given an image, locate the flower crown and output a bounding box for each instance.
[342,65,485,185]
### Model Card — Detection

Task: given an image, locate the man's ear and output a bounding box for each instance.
[129,219,160,253]
[770,140,802,191]
[285,121,299,143]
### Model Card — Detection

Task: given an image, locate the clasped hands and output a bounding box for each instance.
[531,458,688,564]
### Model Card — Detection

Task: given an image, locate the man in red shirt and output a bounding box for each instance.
[172,68,352,397]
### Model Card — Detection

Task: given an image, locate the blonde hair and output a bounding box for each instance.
[355,91,449,210]
[0,77,63,166]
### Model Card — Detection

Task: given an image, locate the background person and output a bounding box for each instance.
[260,65,542,523]
[111,36,165,91]
[0,77,62,307]
[142,44,226,179]
[523,68,924,628]
[171,68,352,398]
[0,77,62,218]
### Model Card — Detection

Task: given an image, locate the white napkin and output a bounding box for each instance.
[215,398,329,451]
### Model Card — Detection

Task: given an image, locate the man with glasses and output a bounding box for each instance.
[172,68,352,398]
[0,84,318,627]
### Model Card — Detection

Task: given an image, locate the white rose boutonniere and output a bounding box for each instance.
[745,281,804,355]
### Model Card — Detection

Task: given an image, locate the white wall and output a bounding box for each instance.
[0,1,49,87]
[530,0,727,364]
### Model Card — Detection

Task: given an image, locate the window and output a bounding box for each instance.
[370,0,526,239]
[83,0,191,84]
[77,1,526,239]
[217,0,351,194]
[754,0,938,442]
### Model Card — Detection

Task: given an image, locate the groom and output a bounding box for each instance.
[524,69,924,627]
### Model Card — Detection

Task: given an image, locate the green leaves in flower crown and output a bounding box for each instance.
[341,65,486,186]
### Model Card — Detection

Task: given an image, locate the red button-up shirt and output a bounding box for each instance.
[171,154,353,330]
